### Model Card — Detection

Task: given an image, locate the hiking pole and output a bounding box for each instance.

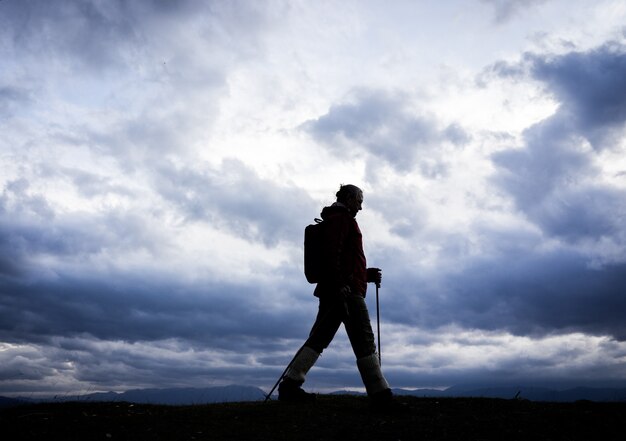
[376,282,381,366]
[264,345,304,402]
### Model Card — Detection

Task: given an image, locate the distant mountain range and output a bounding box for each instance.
[2,385,267,407]
[390,385,626,402]
[3,384,626,408]
[81,384,267,405]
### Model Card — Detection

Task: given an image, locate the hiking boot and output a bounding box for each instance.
[278,378,316,403]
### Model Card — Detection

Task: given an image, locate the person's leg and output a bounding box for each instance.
[279,296,343,402]
[278,345,320,402]
[303,296,344,354]
[343,295,391,402]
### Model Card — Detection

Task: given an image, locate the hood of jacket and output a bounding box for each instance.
[320,202,353,220]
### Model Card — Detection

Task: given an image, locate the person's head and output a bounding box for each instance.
[336,184,363,216]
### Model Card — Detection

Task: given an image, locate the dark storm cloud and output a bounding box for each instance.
[396,42,626,342]
[489,42,626,149]
[441,252,626,339]
[532,185,625,241]
[0,163,318,353]
[0,271,309,347]
[0,346,46,381]
[0,336,303,394]
[491,42,626,243]
[0,178,163,268]
[302,89,469,174]
[492,116,595,210]
[376,239,626,342]
[0,177,314,351]
[0,262,317,393]
[491,117,626,242]
[529,42,626,149]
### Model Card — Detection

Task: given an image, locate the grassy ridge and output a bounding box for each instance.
[3,395,626,440]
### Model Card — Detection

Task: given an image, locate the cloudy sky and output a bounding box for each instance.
[2,0,626,397]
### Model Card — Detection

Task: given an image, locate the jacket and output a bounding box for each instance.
[313,203,368,298]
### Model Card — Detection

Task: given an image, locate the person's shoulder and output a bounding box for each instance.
[320,205,349,220]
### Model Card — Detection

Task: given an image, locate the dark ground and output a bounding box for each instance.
[3,395,626,440]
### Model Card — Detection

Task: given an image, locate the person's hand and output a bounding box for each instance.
[367,267,382,287]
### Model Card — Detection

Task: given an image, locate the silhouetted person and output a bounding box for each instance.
[278,184,393,407]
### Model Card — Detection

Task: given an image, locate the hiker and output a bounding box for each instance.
[278,184,393,406]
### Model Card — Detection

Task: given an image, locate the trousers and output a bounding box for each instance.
[304,293,377,360]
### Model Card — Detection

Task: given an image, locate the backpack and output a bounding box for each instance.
[304,218,324,283]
